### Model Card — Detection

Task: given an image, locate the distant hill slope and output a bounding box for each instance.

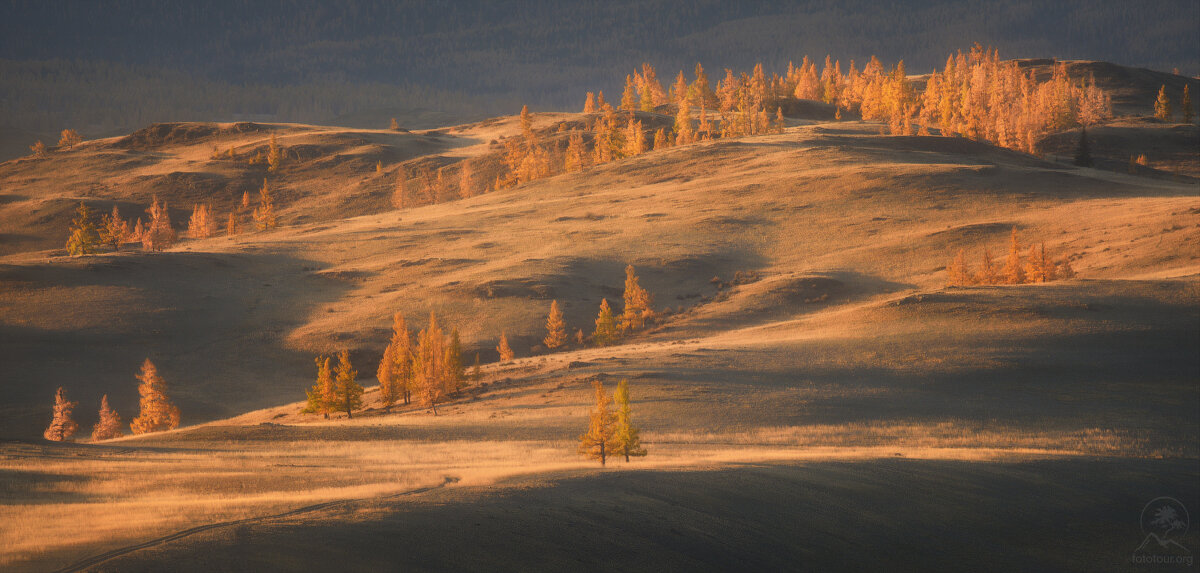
[1,1,1197,144]
[1,104,1197,439]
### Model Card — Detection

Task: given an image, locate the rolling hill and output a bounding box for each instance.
[0,60,1197,571]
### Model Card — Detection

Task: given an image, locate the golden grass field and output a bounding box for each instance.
[0,63,1197,571]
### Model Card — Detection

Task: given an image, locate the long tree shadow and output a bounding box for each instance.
[0,250,356,440]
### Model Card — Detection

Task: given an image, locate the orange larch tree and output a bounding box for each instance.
[1002,228,1026,284]
[100,205,130,250]
[578,380,618,466]
[612,379,647,462]
[496,331,515,362]
[253,179,277,230]
[544,300,568,349]
[43,386,79,441]
[142,196,176,251]
[188,203,217,239]
[304,355,336,418]
[620,265,653,332]
[946,249,972,286]
[334,350,363,418]
[414,312,446,414]
[130,359,180,434]
[91,394,124,441]
[592,298,619,346]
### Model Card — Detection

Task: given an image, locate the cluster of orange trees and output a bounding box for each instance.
[1154,84,1195,123]
[302,350,366,419]
[64,181,279,256]
[946,228,1076,286]
[388,46,1113,212]
[302,312,468,418]
[43,358,181,442]
[375,312,466,416]
[28,129,83,158]
[579,378,646,466]
[542,264,656,351]
[595,45,1111,154]
[301,265,656,418]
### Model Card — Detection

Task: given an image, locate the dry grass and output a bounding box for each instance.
[0,109,1196,570]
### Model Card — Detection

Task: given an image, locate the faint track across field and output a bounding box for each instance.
[54,475,460,572]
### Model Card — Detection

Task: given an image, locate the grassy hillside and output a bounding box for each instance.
[0,79,1197,569]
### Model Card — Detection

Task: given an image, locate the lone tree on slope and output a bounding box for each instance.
[44,387,79,441]
[544,300,568,349]
[496,331,515,362]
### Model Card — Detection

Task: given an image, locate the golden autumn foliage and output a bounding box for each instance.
[334,350,363,418]
[592,298,619,347]
[29,140,47,158]
[621,74,638,111]
[1154,85,1172,120]
[591,108,626,165]
[620,264,653,332]
[142,196,176,251]
[252,179,277,230]
[578,380,618,466]
[652,128,669,150]
[377,312,412,409]
[945,249,972,287]
[624,119,646,157]
[414,312,448,414]
[1002,228,1026,285]
[57,128,83,150]
[304,355,336,418]
[187,203,217,239]
[226,211,240,236]
[612,379,647,462]
[91,395,124,441]
[65,202,100,256]
[130,359,180,435]
[544,300,568,349]
[444,329,464,393]
[267,133,283,172]
[100,205,131,250]
[574,45,1111,160]
[496,331,515,362]
[564,132,588,172]
[946,229,1075,286]
[130,218,144,243]
[43,386,79,442]
[673,97,693,145]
